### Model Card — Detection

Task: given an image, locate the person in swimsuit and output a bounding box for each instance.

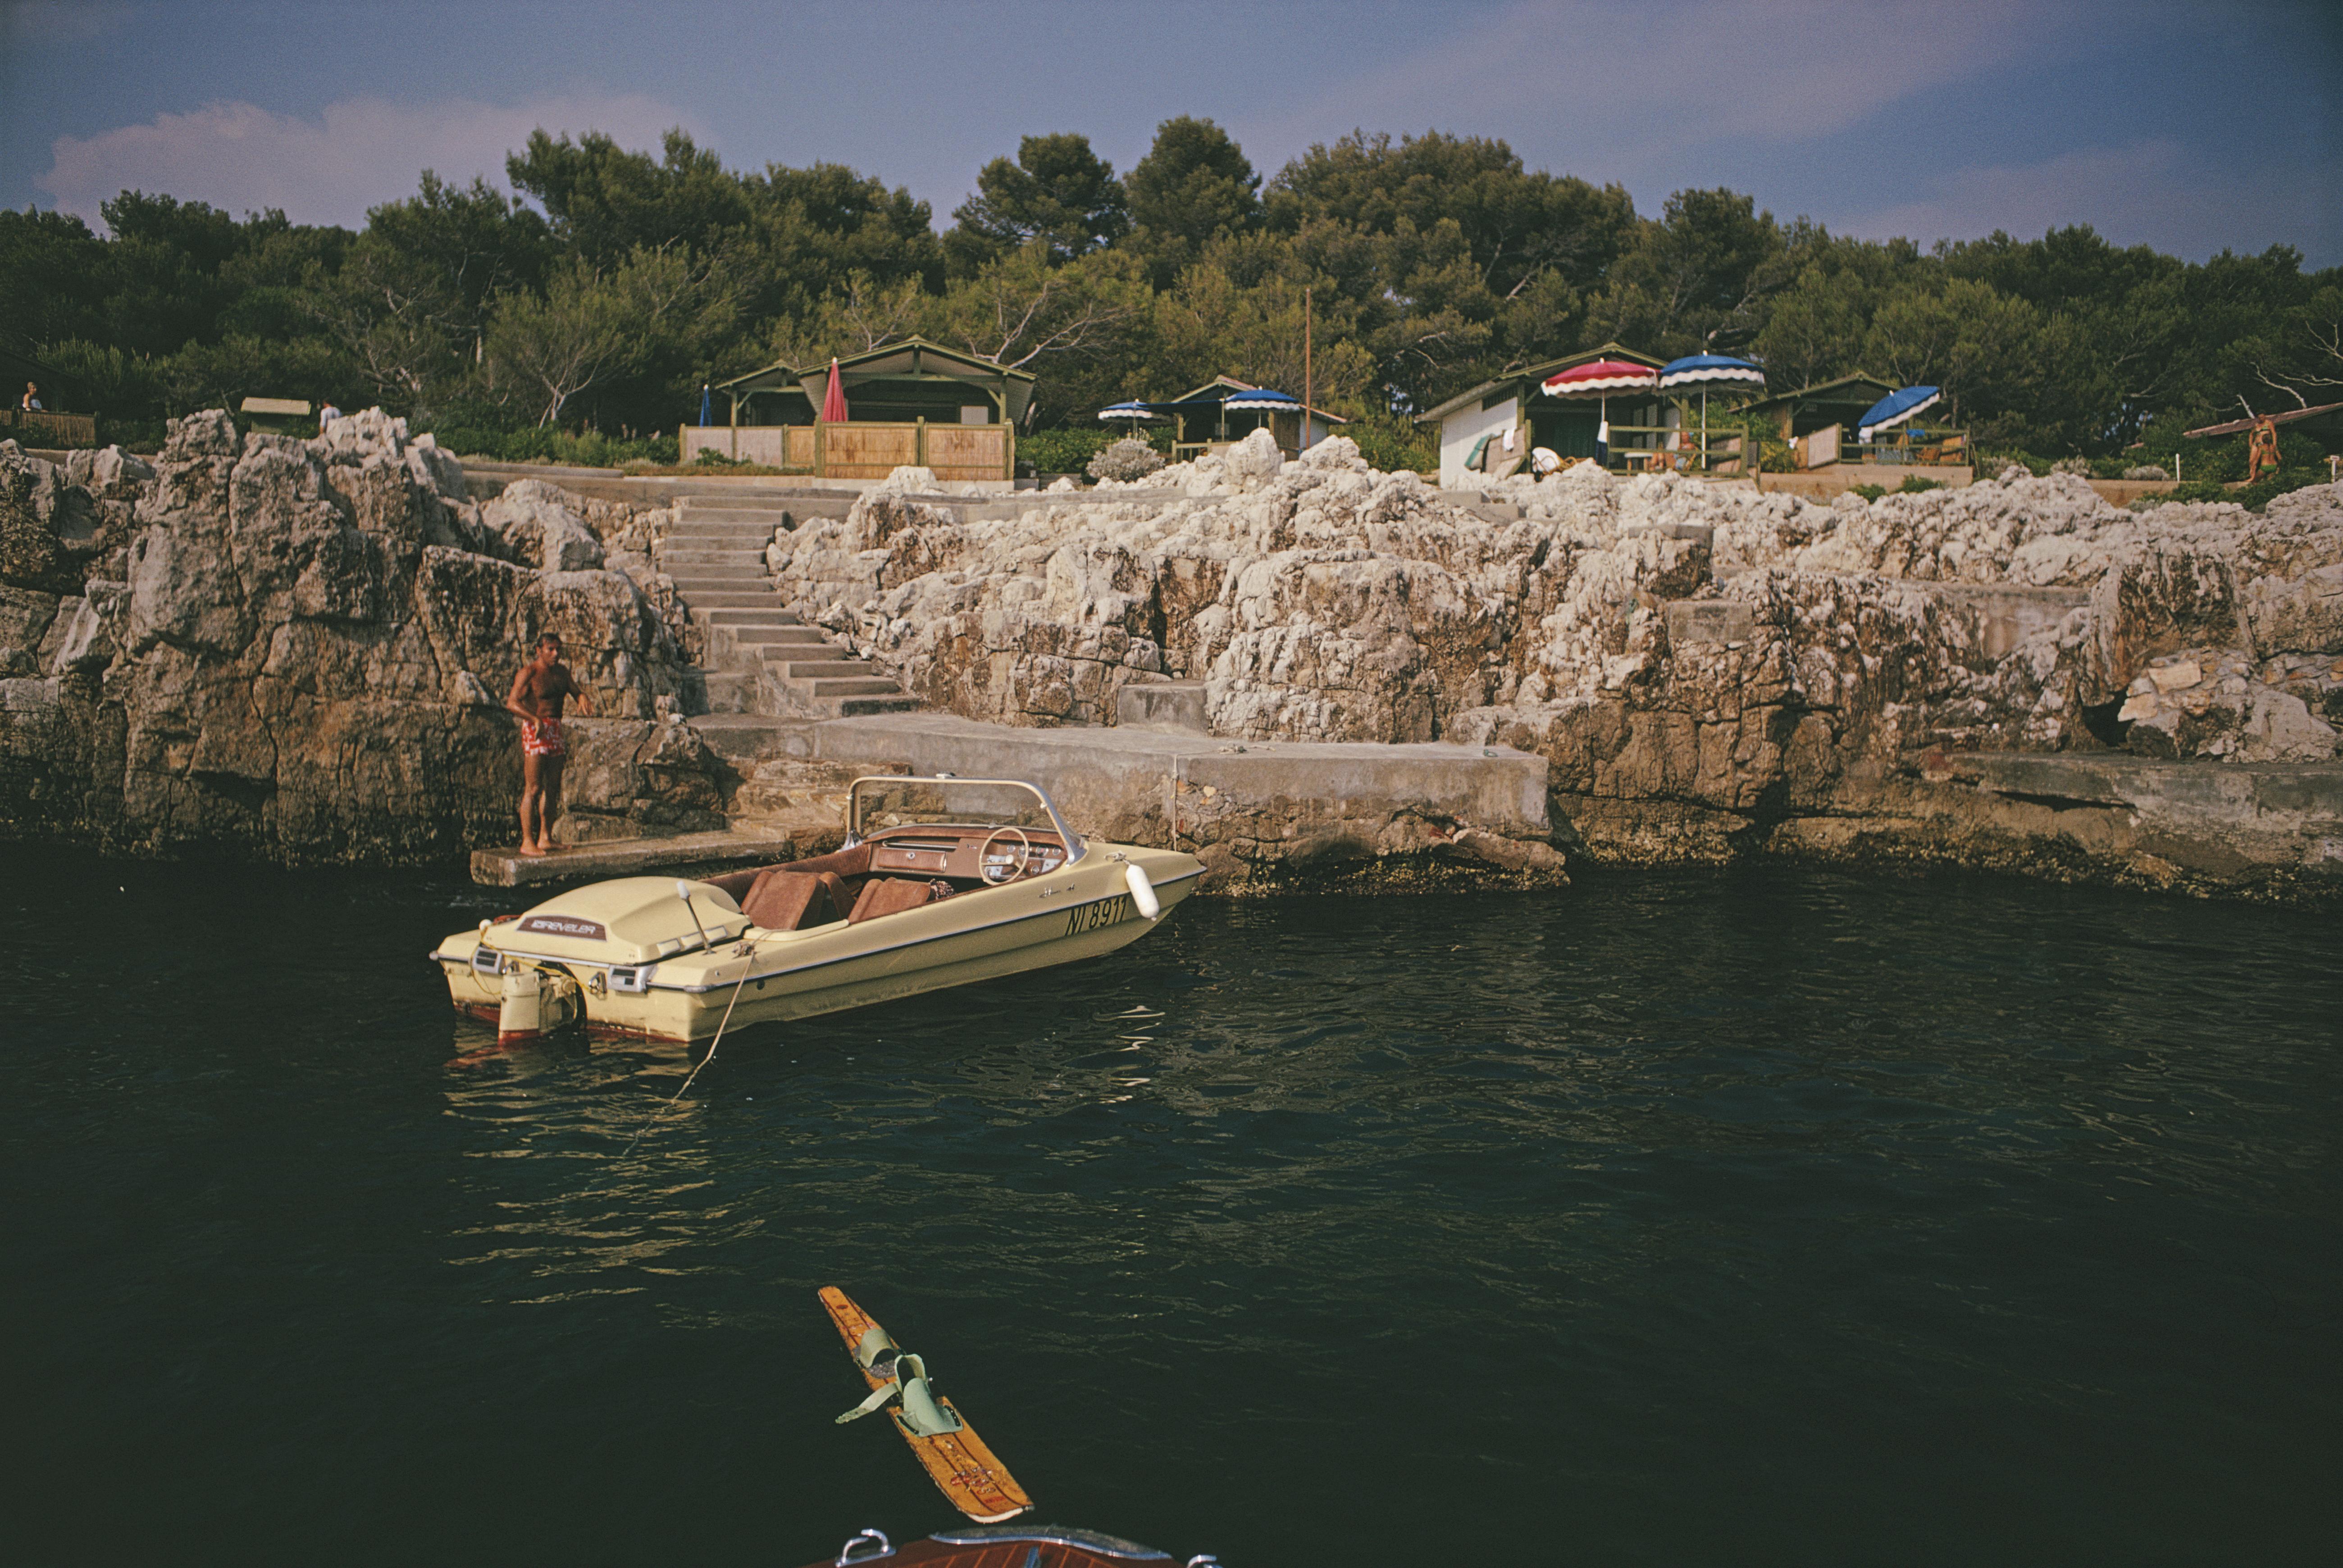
[504,632,593,855]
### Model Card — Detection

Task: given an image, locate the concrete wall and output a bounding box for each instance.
[1437,396,1518,490]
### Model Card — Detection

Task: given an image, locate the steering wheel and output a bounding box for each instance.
[978,827,1033,885]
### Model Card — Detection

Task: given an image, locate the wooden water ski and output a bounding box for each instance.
[820,1286,1032,1524]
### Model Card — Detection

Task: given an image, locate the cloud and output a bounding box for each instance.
[1835,139,2339,261]
[1253,0,2052,176]
[37,92,701,230]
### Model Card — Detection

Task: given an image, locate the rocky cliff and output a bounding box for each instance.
[0,412,715,863]
[771,432,2343,898]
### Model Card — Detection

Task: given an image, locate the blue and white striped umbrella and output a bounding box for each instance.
[1097,401,1162,423]
[1857,386,1941,442]
[1220,389,1302,412]
[1656,354,1766,391]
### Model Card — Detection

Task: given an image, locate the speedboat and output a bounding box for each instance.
[432,775,1204,1043]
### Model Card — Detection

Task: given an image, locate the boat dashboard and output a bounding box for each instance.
[867,825,1070,885]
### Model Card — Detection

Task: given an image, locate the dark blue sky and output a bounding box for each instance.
[2,0,2336,265]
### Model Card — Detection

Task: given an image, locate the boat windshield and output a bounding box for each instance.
[849,776,1084,861]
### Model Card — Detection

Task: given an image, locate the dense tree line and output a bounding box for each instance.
[4,119,2338,462]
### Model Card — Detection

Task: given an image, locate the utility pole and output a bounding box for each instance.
[1303,287,1313,452]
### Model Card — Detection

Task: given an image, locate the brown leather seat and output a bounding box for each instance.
[741,869,837,931]
[848,877,945,924]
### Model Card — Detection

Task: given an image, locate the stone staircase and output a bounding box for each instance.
[654,494,921,728]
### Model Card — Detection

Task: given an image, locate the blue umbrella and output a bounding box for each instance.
[1656,355,1764,472]
[698,383,711,427]
[1096,401,1163,424]
[1858,385,1941,443]
[1220,389,1300,411]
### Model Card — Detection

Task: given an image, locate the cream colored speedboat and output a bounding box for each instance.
[432,776,1204,1043]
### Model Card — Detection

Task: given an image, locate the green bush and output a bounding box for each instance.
[1341,412,1436,475]
[1896,475,1944,494]
[1020,427,1129,475]
[1848,482,1887,501]
[421,420,678,468]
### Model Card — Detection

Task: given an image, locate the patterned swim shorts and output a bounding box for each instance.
[522,719,565,758]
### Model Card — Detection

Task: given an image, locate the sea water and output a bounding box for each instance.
[3,850,2336,1565]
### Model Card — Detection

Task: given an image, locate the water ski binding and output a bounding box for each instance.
[820,1286,1032,1524]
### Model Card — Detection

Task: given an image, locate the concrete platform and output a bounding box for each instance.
[470,826,805,888]
[791,711,1550,843]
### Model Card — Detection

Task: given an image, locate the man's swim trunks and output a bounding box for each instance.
[522,719,565,758]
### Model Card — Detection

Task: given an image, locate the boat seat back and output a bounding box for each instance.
[740,869,839,932]
[848,877,950,924]
[706,842,874,904]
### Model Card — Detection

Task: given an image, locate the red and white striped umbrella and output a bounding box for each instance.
[1541,359,1656,397]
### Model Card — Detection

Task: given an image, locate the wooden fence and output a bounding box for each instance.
[1,408,99,448]
[679,420,1013,483]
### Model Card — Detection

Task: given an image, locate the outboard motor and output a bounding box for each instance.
[498,965,583,1045]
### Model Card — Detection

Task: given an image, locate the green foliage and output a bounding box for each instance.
[420,418,677,467]
[1018,427,1123,474]
[1847,483,1887,500]
[1339,412,1437,475]
[1896,475,1944,494]
[6,116,2336,473]
[1126,117,1262,284]
[948,133,1128,270]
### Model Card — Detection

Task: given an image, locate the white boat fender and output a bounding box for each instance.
[1122,859,1161,921]
[498,964,582,1044]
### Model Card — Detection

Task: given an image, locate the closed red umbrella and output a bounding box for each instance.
[821,358,848,423]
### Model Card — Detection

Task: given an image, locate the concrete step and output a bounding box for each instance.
[727,626,831,646]
[678,498,799,514]
[687,714,798,759]
[662,527,786,546]
[832,693,924,717]
[700,607,803,627]
[672,590,784,609]
[771,661,876,684]
[806,676,905,697]
[666,518,786,535]
[758,640,855,661]
[667,577,773,595]
[654,547,769,566]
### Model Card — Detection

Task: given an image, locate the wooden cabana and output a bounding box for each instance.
[685,337,1035,482]
[1158,377,1347,460]
[1416,343,1668,487]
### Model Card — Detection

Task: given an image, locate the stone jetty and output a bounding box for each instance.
[4,413,2338,900]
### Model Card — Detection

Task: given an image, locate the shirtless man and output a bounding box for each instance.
[504,632,593,855]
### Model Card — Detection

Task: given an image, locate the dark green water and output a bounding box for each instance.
[2,850,2337,1567]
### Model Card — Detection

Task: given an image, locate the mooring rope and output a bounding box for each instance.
[611,939,761,1168]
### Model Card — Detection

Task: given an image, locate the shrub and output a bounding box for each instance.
[1847,482,1887,501]
[1896,475,1943,494]
[1340,412,1436,476]
[1087,436,1166,483]
[1021,427,1135,475]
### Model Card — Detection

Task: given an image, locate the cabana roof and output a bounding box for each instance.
[1153,375,1348,423]
[715,336,1035,425]
[1736,371,1899,418]
[1414,343,1666,425]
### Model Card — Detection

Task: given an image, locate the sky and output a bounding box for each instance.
[1,0,2337,267]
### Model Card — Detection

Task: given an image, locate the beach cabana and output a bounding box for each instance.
[1417,344,1669,487]
[684,337,1035,482]
[1157,377,1345,459]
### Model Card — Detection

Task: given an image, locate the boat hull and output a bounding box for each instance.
[436,842,1201,1041]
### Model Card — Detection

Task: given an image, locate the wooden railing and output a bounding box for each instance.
[1,408,98,448]
[679,420,1014,482]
